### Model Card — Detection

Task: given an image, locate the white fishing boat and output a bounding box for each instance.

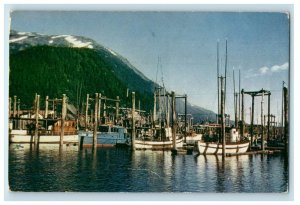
[196,41,250,155]
[197,128,249,154]
[135,127,184,150]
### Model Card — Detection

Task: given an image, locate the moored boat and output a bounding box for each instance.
[135,127,184,150]
[197,128,250,155]
[9,120,78,144]
[197,140,249,155]
[78,124,130,148]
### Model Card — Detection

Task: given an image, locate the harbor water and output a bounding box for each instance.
[9,144,288,193]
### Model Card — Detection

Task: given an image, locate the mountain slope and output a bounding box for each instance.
[9,46,154,112]
[9,30,217,123]
[10,30,155,94]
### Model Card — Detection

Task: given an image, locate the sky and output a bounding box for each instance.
[9,10,289,124]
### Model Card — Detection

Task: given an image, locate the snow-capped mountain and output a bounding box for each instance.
[9,30,153,86]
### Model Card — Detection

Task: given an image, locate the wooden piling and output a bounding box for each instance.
[131,92,136,151]
[85,94,89,131]
[283,87,288,154]
[98,93,102,124]
[34,94,40,146]
[241,89,244,139]
[17,98,20,118]
[60,94,67,147]
[13,95,17,118]
[45,96,49,118]
[250,95,255,149]
[93,93,99,150]
[17,99,20,129]
[103,102,106,124]
[9,97,12,118]
[166,95,170,127]
[116,96,119,123]
[52,98,56,119]
[171,91,177,155]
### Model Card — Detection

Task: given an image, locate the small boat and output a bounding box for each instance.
[197,128,249,155]
[78,125,130,148]
[134,127,184,150]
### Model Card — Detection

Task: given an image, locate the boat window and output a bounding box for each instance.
[111,127,119,133]
[98,126,109,132]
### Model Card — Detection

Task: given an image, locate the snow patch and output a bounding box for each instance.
[64,36,93,48]
[49,40,54,44]
[107,48,117,56]
[51,35,70,39]
[17,32,27,35]
[9,36,28,43]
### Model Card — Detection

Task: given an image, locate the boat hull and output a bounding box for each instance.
[197,141,249,155]
[134,138,184,150]
[9,130,78,144]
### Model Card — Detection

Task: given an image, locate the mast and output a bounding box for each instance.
[220,76,226,159]
[233,68,238,128]
[224,40,228,114]
[217,41,220,124]
[238,69,241,122]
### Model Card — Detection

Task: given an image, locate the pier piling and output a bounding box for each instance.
[60,94,67,147]
[284,87,288,154]
[45,96,49,118]
[9,97,11,118]
[131,92,136,151]
[85,94,89,131]
[34,94,40,146]
[171,91,177,155]
[267,93,271,142]
[261,92,265,151]
[93,93,99,150]
[13,96,17,118]
[116,96,119,123]
[250,95,255,149]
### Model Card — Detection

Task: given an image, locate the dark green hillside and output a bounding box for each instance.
[9,46,153,111]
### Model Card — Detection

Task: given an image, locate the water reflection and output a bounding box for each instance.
[9,145,288,192]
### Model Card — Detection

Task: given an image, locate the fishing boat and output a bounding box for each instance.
[197,128,249,154]
[134,127,184,150]
[78,124,130,148]
[197,40,249,155]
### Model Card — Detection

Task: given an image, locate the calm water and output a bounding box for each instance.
[9,144,288,192]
